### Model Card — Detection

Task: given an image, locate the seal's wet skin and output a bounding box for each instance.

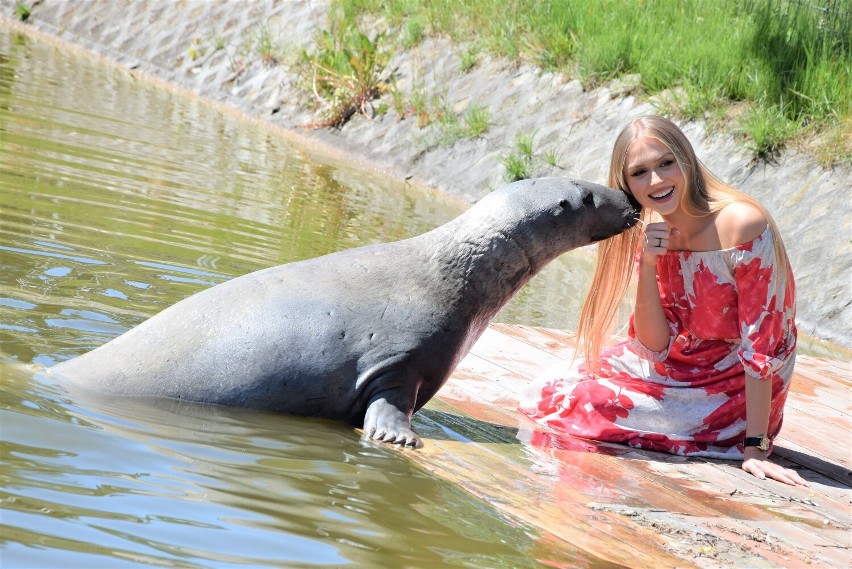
[51,178,640,448]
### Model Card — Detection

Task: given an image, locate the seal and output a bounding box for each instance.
[51,177,640,447]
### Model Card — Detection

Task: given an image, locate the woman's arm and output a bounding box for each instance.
[632,222,671,351]
[720,204,807,485]
[742,375,808,486]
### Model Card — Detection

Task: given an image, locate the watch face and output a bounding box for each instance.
[758,436,770,451]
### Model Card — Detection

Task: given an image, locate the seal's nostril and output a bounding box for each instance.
[582,191,595,206]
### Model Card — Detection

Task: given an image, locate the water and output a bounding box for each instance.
[0,29,611,568]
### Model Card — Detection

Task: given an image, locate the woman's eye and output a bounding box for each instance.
[660,160,673,167]
[630,169,646,177]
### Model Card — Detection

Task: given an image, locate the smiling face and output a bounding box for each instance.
[623,135,686,218]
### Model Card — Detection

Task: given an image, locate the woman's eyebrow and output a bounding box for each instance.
[628,151,675,169]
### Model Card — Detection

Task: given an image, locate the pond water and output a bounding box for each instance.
[0,29,615,568]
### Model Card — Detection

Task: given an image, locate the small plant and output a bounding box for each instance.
[515,133,534,161]
[402,16,425,49]
[188,37,204,61]
[390,85,410,118]
[410,96,492,147]
[374,102,390,117]
[497,133,563,181]
[499,134,535,182]
[739,102,795,161]
[254,23,280,66]
[392,82,434,127]
[226,55,248,82]
[544,149,559,167]
[459,46,479,72]
[810,115,852,168]
[463,104,490,138]
[15,2,31,21]
[500,154,531,182]
[298,15,393,128]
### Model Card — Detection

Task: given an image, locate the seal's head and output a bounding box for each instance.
[482,177,641,269]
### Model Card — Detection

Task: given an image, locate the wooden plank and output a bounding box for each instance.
[773,439,852,489]
[433,394,850,563]
[415,402,847,567]
[774,419,851,470]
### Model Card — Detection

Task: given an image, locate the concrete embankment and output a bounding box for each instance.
[3,0,849,350]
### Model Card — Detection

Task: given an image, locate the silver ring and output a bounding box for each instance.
[657,238,662,247]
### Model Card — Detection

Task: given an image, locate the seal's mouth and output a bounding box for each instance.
[588,192,642,242]
[624,192,642,228]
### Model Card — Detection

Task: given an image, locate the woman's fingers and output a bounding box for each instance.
[643,222,670,253]
[742,458,809,486]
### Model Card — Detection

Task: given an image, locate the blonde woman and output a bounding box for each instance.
[520,115,807,486]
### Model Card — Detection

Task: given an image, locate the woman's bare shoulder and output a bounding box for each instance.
[716,202,767,248]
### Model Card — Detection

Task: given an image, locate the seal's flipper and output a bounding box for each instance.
[362,375,423,448]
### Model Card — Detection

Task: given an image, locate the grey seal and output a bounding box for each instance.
[51,177,640,447]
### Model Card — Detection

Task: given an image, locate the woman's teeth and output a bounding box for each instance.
[650,187,674,200]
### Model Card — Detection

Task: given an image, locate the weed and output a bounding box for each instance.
[390,86,410,119]
[460,46,479,72]
[516,134,534,161]
[499,134,535,182]
[188,37,204,61]
[544,149,559,167]
[739,102,796,161]
[464,104,490,138]
[298,15,392,128]
[500,154,531,182]
[226,55,248,82]
[430,102,492,146]
[254,23,280,66]
[408,88,434,128]
[15,3,30,21]
[402,16,425,49]
[809,114,852,168]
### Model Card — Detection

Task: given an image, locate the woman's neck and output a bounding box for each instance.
[663,209,720,252]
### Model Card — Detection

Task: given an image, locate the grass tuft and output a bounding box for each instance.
[16,2,31,21]
[298,9,393,128]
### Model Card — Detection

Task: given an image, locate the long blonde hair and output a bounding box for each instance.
[576,115,791,369]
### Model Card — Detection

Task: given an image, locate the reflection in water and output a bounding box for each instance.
[4,366,585,568]
[0,28,613,567]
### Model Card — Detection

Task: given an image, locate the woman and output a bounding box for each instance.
[520,115,807,486]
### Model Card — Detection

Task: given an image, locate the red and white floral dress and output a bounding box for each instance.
[520,226,797,459]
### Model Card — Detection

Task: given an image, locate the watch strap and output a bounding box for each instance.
[743,435,770,451]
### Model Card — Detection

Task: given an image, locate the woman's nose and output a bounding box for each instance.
[650,169,663,185]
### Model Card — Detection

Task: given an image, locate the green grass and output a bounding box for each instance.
[338,0,852,165]
[15,3,31,21]
[499,134,535,182]
[297,12,393,127]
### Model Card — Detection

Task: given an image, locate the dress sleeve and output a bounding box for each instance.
[626,313,677,361]
[732,228,796,380]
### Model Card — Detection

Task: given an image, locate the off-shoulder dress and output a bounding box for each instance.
[520,226,797,459]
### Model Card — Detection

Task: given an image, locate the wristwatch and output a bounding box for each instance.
[743,434,771,452]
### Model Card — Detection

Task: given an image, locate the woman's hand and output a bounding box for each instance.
[742,448,809,486]
[641,222,670,264]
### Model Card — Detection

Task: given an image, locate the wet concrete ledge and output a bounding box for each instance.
[1,0,849,350]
